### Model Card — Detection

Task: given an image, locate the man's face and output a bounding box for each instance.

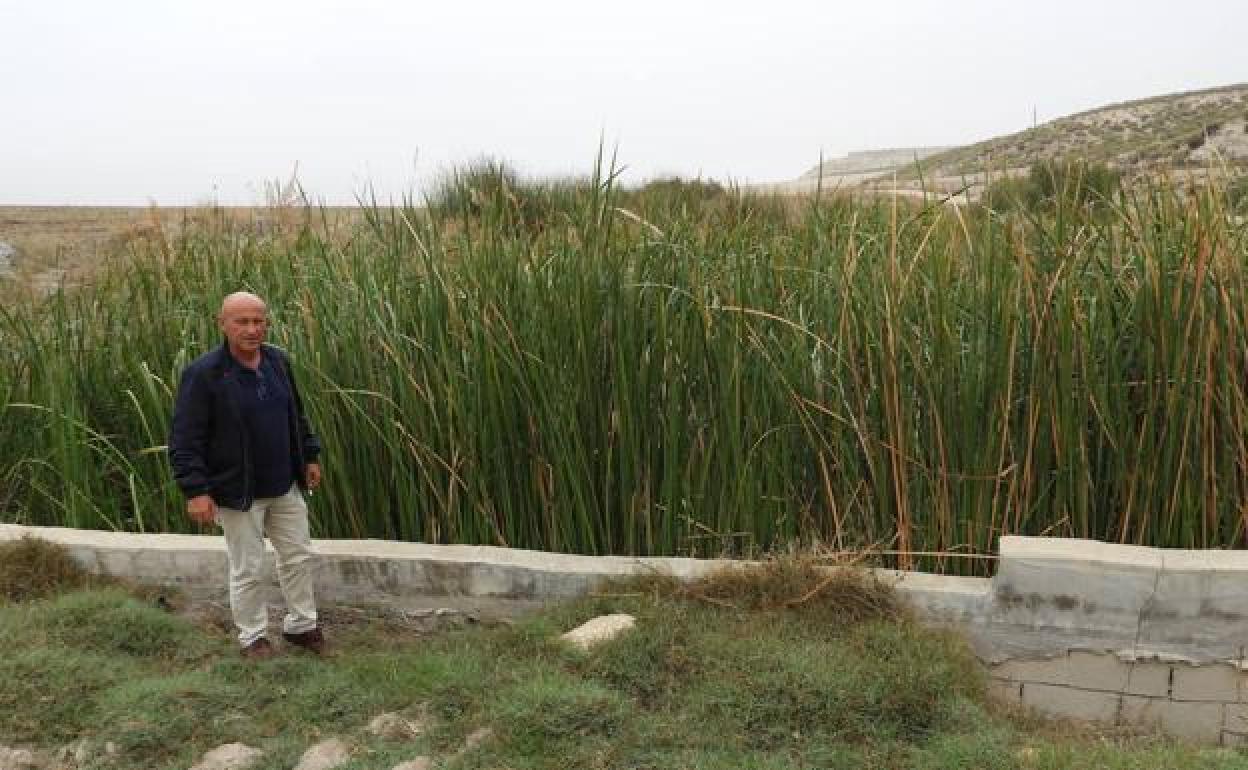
[219,299,268,356]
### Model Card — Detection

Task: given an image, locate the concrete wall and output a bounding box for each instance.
[3,523,1247,744]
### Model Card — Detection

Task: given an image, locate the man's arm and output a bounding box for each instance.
[169,367,215,517]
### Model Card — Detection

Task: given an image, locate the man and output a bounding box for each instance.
[169,291,325,659]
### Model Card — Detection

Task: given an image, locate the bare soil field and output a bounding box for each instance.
[0,205,365,296]
[0,206,182,290]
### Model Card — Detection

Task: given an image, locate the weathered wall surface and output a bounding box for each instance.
[958,537,1248,746]
[3,524,1246,744]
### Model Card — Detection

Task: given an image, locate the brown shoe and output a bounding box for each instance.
[282,627,326,655]
[241,638,276,660]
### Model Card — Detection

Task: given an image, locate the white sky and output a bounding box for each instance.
[2,0,1245,205]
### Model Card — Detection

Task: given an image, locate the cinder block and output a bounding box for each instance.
[1021,683,1120,723]
[1066,651,1131,691]
[1124,661,1172,697]
[1222,704,1248,733]
[1221,730,1248,747]
[1172,663,1240,702]
[993,652,1129,691]
[66,545,101,573]
[95,549,135,577]
[133,549,177,580]
[468,564,520,597]
[1121,696,1223,744]
[172,550,224,581]
[993,657,1067,686]
[987,678,1022,704]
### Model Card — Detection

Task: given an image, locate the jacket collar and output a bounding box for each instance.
[211,340,270,377]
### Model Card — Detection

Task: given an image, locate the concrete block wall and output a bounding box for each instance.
[4,523,1248,744]
[989,652,1248,744]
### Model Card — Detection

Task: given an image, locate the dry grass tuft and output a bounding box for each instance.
[0,536,93,602]
[611,553,903,624]
[689,556,903,622]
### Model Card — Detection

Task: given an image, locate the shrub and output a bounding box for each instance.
[424,158,589,237]
[425,157,523,216]
[1026,159,1121,209]
[628,176,727,219]
[981,159,1121,213]
[0,536,90,602]
[979,174,1034,212]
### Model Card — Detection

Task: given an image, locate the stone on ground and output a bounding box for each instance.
[560,613,636,651]
[293,738,351,770]
[389,759,431,770]
[47,740,119,768]
[367,712,425,740]
[0,746,39,770]
[188,743,263,770]
[462,727,493,752]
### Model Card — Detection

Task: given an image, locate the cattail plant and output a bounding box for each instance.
[1,164,1246,575]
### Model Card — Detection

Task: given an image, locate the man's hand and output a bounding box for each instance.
[306,462,322,491]
[187,494,217,525]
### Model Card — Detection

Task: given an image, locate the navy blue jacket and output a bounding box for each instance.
[169,342,321,510]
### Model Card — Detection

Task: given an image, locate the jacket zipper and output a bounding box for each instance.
[221,364,254,511]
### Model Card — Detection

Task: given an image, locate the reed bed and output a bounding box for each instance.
[2,167,1246,574]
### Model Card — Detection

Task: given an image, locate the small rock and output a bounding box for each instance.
[560,614,636,651]
[0,746,38,770]
[54,739,91,765]
[433,608,473,628]
[0,242,16,277]
[390,759,431,770]
[293,738,351,770]
[188,743,263,770]
[367,712,424,740]
[462,727,493,752]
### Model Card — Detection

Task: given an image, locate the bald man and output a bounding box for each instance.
[169,292,325,659]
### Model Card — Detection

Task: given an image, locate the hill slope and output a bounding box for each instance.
[777,83,1248,197]
[920,83,1248,179]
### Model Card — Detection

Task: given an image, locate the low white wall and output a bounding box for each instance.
[4,524,1246,744]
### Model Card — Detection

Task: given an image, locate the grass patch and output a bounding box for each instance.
[1,559,1246,768]
[24,588,218,660]
[0,647,127,744]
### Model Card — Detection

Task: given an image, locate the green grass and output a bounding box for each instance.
[1,555,1245,769]
[2,166,1248,573]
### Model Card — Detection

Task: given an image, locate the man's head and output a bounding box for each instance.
[218,292,268,360]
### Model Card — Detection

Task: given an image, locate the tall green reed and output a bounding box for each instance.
[2,169,1246,574]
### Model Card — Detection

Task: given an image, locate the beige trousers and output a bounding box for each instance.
[217,485,319,647]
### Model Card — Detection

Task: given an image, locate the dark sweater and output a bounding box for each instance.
[169,342,321,510]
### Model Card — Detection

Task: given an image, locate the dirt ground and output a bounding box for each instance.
[0,206,182,293]
[0,205,365,297]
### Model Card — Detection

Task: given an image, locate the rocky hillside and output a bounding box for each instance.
[778,83,1248,197]
[920,83,1248,179]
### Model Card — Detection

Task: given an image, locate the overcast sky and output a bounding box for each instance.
[2,0,1245,205]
